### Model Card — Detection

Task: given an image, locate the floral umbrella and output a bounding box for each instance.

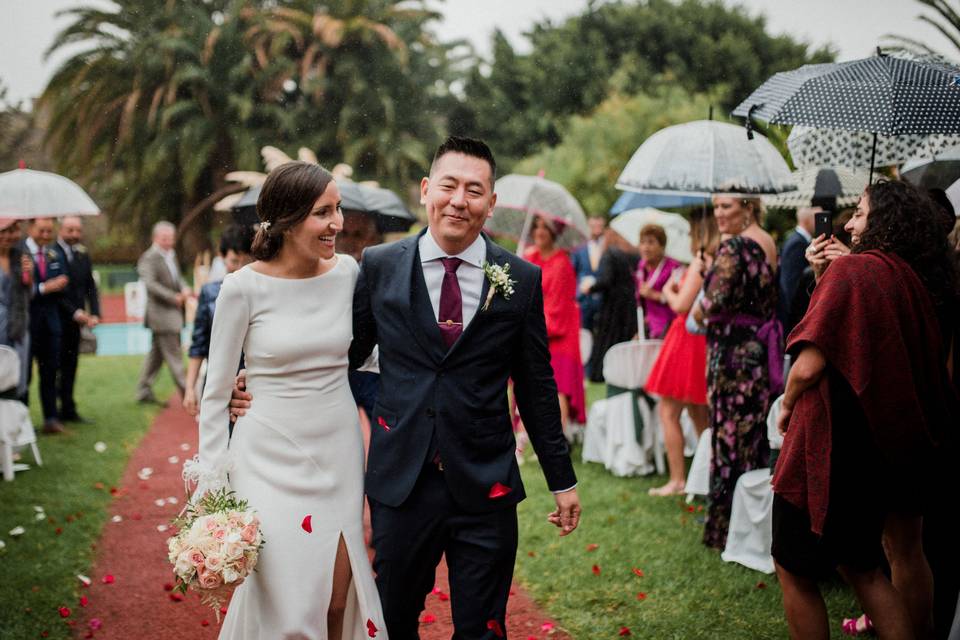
[486,174,590,252]
[786,126,960,170]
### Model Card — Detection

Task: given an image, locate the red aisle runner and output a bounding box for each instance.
[78,399,568,639]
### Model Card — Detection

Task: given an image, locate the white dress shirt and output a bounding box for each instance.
[795,225,812,243]
[418,230,486,329]
[154,244,181,285]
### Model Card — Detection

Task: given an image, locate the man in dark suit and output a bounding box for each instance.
[23,218,70,433]
[570,214,606,332]
[54,215,100,423]
[350,137,579,639]
[777,206,816,326]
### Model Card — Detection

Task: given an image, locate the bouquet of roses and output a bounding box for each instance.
[166,488,264,618]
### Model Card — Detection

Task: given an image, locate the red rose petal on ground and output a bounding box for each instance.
[55,528,62,535]
[84,632,94,639]
[421,613,437,624]
[109,487,118,495]
[102,575,115,584]
[586,543,599,551]
[169,592,184,602]
[632,567,645,577]
[41,632,49,638]
[376,417,391,431]
[527,551,536,557]
[592,564,601,576]
[687,505,695,513]
[619,626,632,636]
[163,582,174,592]
[58,607,71,618]
[131,513,142,521]
[220,606,228,615]
[756,581,767,589]
[637,592,647,601]
[93,482,104,490]
[488,483,512,499]
[201,620,210,627]
[366,618,378,637]
[89,618,102,631]
[301,515,313,533]
[79,596,88,607]
[437,592,449,602]
[541,622,555,631]
[487,619,504,637]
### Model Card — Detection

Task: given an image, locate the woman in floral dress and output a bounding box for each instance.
[696,195,779,549]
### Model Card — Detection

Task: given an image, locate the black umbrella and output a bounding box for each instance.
[901,144,960,189]
[232,179,416,233]
[732,52,960,180]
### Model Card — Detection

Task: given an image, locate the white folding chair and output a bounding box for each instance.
[720,395,784,574]
[581,339,662,476]
[685,427,712,502]
[124,280,147,319]
[0,346,41,481]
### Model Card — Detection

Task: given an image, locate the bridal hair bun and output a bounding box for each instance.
[251,161,334,261]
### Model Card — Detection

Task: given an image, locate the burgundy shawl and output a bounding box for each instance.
[772,251,955,534]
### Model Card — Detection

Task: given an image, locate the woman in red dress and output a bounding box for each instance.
[644,217,717,496]
[524,215,587,431]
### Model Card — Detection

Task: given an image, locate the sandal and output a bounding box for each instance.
[648,482,686,497]
[841,614,874,636]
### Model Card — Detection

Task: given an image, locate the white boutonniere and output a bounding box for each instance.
[481,261,516,311]
[74,243,87,254]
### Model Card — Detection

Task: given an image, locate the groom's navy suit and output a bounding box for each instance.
[350,229,576,639]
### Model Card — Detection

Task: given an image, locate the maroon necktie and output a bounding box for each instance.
[36,248,47,280]
[438,257,463,349]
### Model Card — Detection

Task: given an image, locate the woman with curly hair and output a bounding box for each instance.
[772,180,959,640]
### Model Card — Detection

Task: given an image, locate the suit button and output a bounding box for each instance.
[426,408,436,418]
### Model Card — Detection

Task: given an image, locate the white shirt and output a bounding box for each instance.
[154,244,181,285]
[418,230,486,330]
[795,225,812,243]
[57,238,74,263]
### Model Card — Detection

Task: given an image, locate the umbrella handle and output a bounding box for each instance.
[744,104,761,140]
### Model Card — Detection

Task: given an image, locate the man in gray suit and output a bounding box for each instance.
[135,221,191,403]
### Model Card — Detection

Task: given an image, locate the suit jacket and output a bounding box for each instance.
[138,245,186,333]
[571,243,601,301]
[21,239,68,335]
[54,242,101,320]
[778,230,811,325]
[349,231,576,512]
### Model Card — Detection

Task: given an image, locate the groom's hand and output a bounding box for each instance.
[228,370,252,422]
[547,488,581,536]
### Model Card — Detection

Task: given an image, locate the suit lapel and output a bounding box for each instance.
[401,236,446,365]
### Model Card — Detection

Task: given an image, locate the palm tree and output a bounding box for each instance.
[885,0,960,61]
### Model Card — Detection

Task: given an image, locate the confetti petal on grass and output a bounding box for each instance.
[58,607,71,618]
[0,540,5,550]
[79,596,88,607]
[619,626,631,636]
[637,592,647,601]
[756,582,767,589]
[592,564,601,576]
[77,575,91,586]
[632,568,645,577]
[9,526,24,536]
[35,512,46,521]
[33,505,44,512]
[586,543,599,551]
[94,442,107,453]
[421,613,437,624]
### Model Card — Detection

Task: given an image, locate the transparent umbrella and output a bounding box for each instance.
[764,167,870,209]
[486,174,590,252]
[609,208,693,263]
[0,167,99,218]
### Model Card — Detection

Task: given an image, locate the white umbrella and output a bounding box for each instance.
[0,168,100,218]
[486,174,590,252]
[615,120,795,197]
[764,167,870,209]
[609,208,693,263]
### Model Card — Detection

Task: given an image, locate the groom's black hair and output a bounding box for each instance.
[430,136,497,187]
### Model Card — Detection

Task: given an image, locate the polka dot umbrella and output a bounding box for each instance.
[732,51,960,180]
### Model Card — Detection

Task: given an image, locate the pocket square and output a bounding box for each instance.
[488,483,512,499]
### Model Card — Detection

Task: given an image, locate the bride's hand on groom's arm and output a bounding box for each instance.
[547,488,581,537]
[228,370,252,422]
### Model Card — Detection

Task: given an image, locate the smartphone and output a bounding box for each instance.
[814,211,833,239]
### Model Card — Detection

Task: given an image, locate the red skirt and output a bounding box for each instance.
[645,314,707,405]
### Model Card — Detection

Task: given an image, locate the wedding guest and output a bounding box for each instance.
[584,229,638,383]
[524,215,586,430]
[773,180,958,639]
[0,218,31,398]
[23,218,70,433]
[571,215,607,332]
[183,224,254,416]
[777,206,816,326]
[135,221,190,403]
[645,217,717,496]
[55,216,100,423]
[694,195,779,549]
[635,224,680,339]
[338,211,383,263]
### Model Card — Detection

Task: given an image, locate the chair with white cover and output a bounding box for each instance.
[582,339,662,476]
[720,395,784,573]
[0,345,41,481]
[123,280,147,319]
[685,427,713,502]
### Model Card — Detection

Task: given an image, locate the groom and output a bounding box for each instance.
[234,136,580,638]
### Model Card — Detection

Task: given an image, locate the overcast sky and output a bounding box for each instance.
[1,0,956,105]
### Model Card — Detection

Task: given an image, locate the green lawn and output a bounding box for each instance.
[0,355,172,640]
[514,385,859,639]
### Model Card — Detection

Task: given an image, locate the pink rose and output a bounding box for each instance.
[198,568,222,590]
[203,517,217,532]
[204,555,224,573]
[213,528,226,540]
[240,524,258,544]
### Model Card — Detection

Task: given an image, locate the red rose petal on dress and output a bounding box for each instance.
[421,613,437,624]
[592,564,601,576]
[58,607,71,618]
[366,618,378,637]
[636,592,647,601]
[102,575,115,584]
[619,626,632,636]
[586,543,599,551]
[377,417,391,431]
[79,596,88,607]
[488,483,512,499]
[632,567,644,577]
[301,515,313,533]
[487,620,504,637]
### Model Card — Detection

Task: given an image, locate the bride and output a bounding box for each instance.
[190,161,385,639]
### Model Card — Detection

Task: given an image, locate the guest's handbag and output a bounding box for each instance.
[79,326,98,355]
[685,290,707,336]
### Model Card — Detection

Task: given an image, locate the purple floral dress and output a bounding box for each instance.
[701,236,777,549]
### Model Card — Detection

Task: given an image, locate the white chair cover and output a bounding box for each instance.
[0,345,19,392]
[766,395,784,451]
[680,409,700,457]
[0,346,41,481]
[579,329,593,366]
[582,400,607,464]
[685,427,712,500]
[124,280,147,319]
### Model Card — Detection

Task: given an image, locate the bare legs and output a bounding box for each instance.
[776,561,830,640]
[883,513,933,639]
[328,534,353,640]
[650,401,709,496]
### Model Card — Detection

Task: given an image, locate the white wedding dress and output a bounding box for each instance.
[193,256,386,640]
